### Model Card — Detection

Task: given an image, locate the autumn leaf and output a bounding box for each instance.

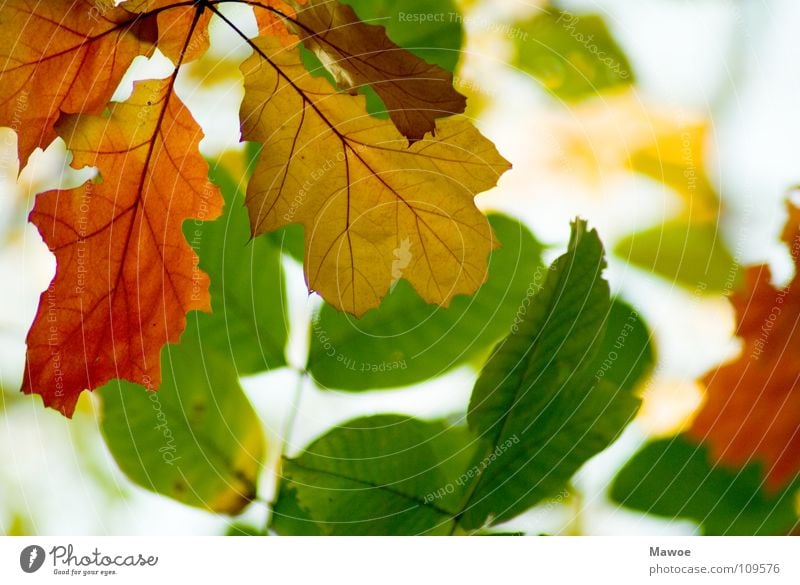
[22,73,221,417]
[0,0,157,166]
[238,33,509,316]
[290,0,466,142]
[688,199,800,489]
[16,0,506,414]
[122,0,215,64]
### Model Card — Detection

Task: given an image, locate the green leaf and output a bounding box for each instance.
[194,161,289,375]
[270,485,324,536]
[595,299,655,393]
[610,435,799,535]
[614,220,740,294]
[459,220,640,528]
[225,523,265,536]
[308,215,544,390]
[265,223,305,264]
[98,321,266,515]
[514,8,634,101]
[276,415,479,535]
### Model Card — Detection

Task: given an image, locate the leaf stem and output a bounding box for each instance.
[263,367,307,532]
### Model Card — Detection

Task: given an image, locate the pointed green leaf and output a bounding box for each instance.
[459,220,640,528]
[595,299,655,393]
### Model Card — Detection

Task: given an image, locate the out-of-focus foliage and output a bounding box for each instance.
[513,7,634,101]
[611,435,799,535]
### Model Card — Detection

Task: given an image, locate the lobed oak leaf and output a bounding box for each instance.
[290,0,467,142]
[253,0,301,40]
[239,34,509,316]
[22,76,222,417]
[0,0,157,166]
[688,199,800,489]
[121,0,214,63]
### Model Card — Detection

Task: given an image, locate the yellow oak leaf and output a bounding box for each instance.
[239,34,509,316]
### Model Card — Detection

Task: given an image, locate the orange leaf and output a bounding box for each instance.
[254,0,300,39]
[122,0,213,63]
[689,199,800,489]
[290,0,466,142]
[0,0,157,165]
[22,76,222,416]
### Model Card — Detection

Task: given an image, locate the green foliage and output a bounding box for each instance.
[195,162,290,374]
[610,435,799,535]
[98,322,265,514]
[614,220,740,293]
[460,220,640,528]
[308,215,544,390]
[226,523,265,536]
[278,416,477,535]
[596,299,654,393]
[271,486,324,536]
[514,8,634,101]
[271,220,649,534]
[97,164,284,514]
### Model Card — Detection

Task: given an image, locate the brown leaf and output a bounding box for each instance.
[289,0,466,142]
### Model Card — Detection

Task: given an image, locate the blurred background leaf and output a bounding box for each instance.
[611,435,799,535]
[513,6,634,101]
[99,321,266,515]
[615,220,739,293]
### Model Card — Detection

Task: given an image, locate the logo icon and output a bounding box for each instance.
[20,545,46,574]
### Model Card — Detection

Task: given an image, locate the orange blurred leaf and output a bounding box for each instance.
[689,199,800,489]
